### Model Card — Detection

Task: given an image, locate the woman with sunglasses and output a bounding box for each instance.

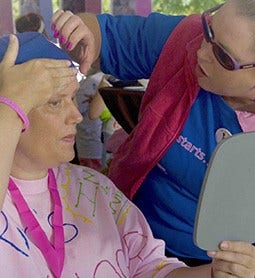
[52,0,255,274]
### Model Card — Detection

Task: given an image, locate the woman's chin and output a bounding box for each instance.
[197,78,213,93]
[55,151,76,166]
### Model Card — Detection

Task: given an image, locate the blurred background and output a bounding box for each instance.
[1,0,225,39]
[12,0,225,16]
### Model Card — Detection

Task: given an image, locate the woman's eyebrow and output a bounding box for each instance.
[52,93,67,99]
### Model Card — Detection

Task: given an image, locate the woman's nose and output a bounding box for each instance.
[66,103,83,125]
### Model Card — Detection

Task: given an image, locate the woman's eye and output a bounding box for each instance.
[49,100,61,107]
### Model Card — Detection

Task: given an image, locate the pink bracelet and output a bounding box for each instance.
[0,97,29,132]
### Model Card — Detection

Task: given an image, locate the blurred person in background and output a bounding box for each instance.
[15,12,49,39]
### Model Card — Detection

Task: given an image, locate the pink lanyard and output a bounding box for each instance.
[8,169,64,277]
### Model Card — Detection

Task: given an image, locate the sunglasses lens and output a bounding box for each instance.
[212,44,235,70]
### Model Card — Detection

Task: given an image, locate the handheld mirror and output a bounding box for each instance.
[194,132,255,250]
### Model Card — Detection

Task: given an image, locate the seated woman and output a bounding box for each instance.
[0,32,253,277]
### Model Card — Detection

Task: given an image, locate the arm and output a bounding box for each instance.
[88,77,110,120]
[0,34,77,209]
[88,91,106,120]
[0,103,23,208]
[164,265,211,277]
[52,11,184,78]
[97,13,184,80]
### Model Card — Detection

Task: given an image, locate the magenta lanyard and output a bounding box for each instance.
[8,169,64,277]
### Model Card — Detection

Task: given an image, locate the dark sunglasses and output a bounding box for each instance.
[202,4,255,71]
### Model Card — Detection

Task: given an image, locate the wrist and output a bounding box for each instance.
[0,97,30,132]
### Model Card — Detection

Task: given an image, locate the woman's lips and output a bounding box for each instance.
[62,134,76,144]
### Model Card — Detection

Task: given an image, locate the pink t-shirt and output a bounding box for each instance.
[0,163,186,277]
[236,110,255,132]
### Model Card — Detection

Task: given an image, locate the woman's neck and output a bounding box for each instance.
[11,151,51,180]
[223,96,255,113]
[11,164,48,180]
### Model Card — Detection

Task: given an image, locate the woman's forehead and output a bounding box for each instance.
[213,3,255,59]
[54,80,79,99]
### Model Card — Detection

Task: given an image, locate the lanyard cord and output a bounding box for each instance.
[8,169,64,277]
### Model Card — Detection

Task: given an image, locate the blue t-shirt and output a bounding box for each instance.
[97,13,242,260]
[133,91,242,260]
[97,13,185,79]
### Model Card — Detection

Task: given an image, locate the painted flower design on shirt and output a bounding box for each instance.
[93,231,149,277]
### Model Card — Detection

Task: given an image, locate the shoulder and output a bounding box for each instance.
[54,163,135,224]
[55,162,111,183]
[97,12,184,34]
[54,162,126,198]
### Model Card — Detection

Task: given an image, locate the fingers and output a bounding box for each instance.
[46,66,78,92]
[52,10,81,50]
[42,60,78,93]
[25,58,78,79]
[51,10,96,74]
[34,60,78,93]
[63,22,91,52]
[1,34,19,67]
[208,241,255,259]
[52,9,63,24]
[215,241,255,259]
[212,269,237,278]
[52,76,78,93]
[213,258,252,277]
[19,58,77,80]
[45,63,78,77]
[208,241,255,278]
[38,58,72,68]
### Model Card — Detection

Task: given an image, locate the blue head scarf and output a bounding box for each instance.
[0,32,73,64]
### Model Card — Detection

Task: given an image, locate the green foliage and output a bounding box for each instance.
[102,0,111,13]
[152,0,225,15]
[12,0,225,19]
[12,0,18,19]
[52,0,60,12]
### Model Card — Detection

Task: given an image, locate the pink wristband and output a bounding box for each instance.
[0,97,29,132]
